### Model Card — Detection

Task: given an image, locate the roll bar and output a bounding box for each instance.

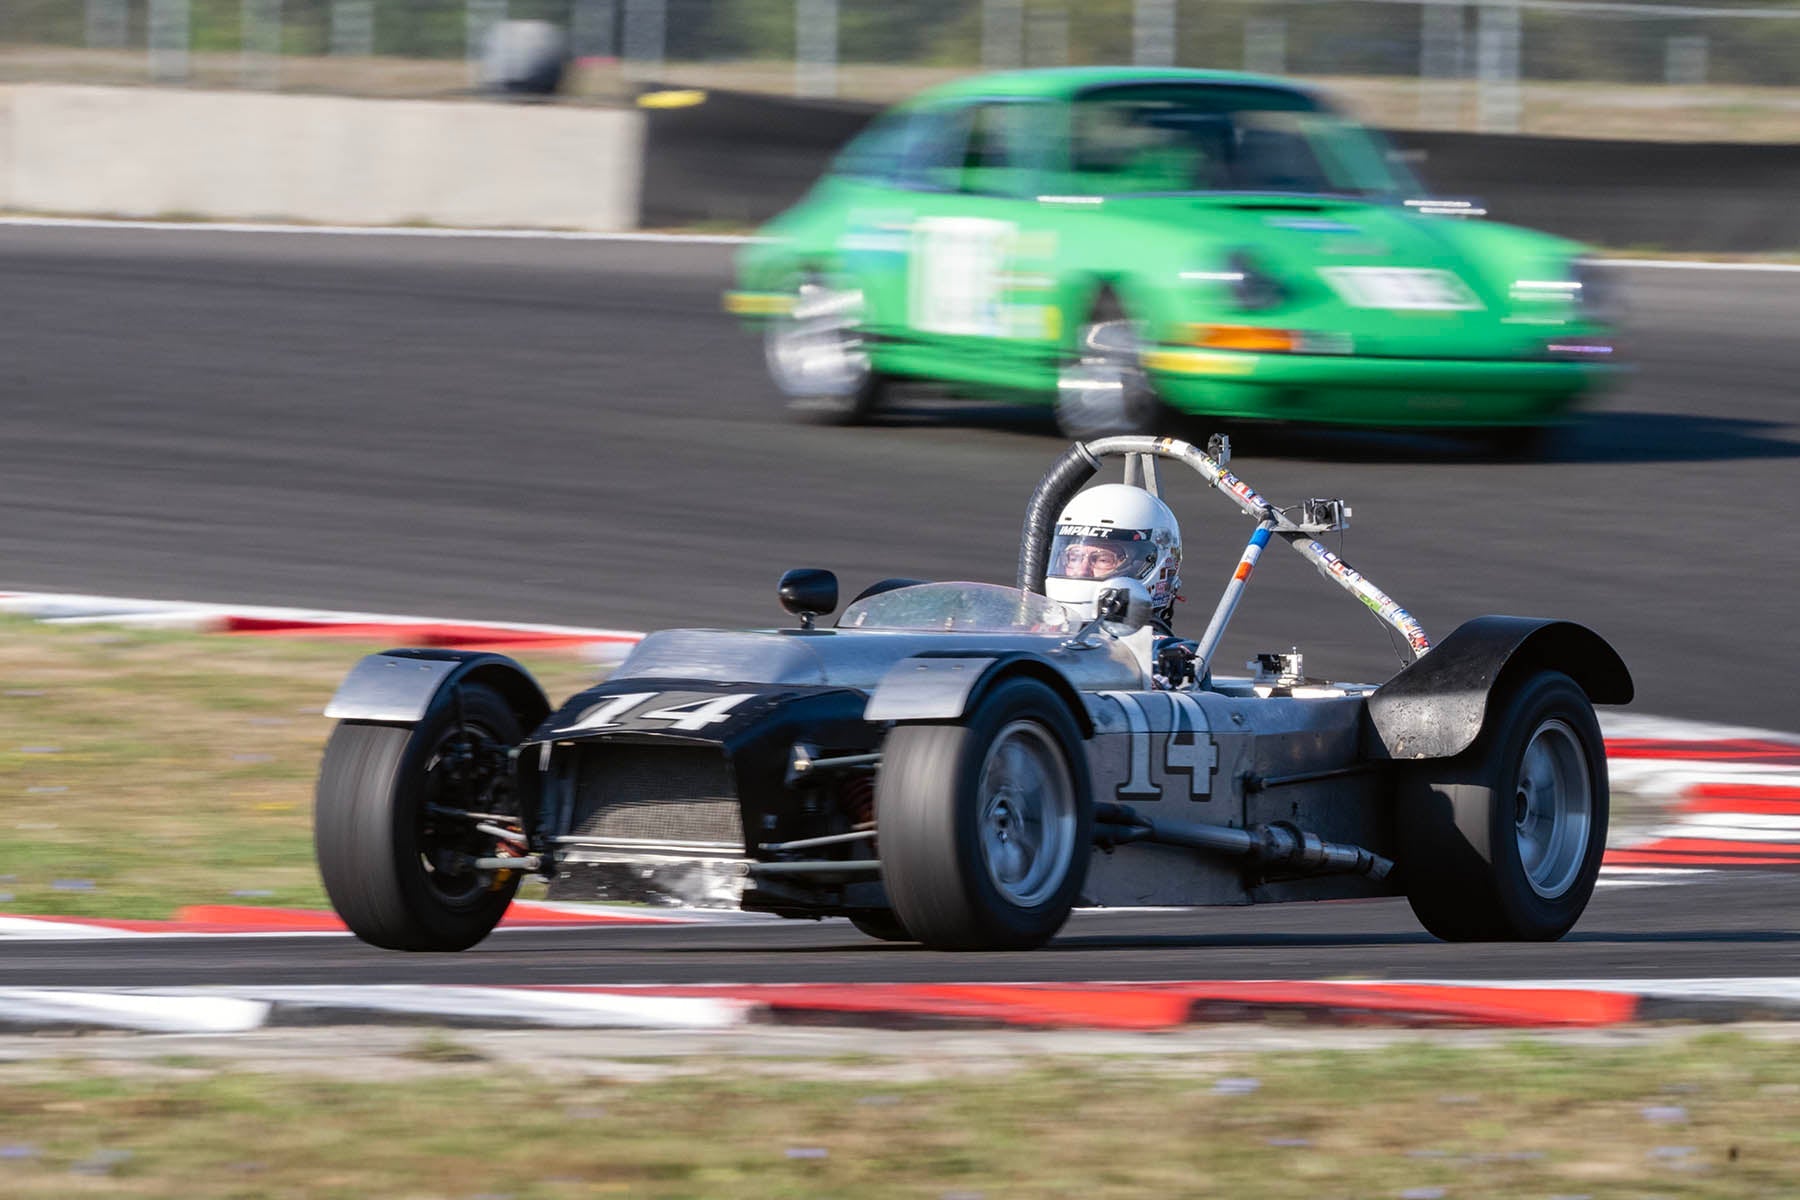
[1016,435,1432,677]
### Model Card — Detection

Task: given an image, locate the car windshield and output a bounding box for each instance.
[839,582,1077,634]
[1068,84,1415,198]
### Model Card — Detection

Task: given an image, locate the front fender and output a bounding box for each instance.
[323,648,551,733]
[864,652,1096,737]
[1364,616,1631,760]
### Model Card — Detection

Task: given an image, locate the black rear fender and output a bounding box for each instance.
[1365,616,1631,761]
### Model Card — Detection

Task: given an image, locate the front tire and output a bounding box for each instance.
[847,911,914,942]
[877,677,1093,951]
[315,683,526,951]
[1398,670,1608,942]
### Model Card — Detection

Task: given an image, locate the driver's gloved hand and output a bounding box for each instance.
[1153,637,1199,690]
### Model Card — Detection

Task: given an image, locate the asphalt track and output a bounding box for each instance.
[0,225,1796,988]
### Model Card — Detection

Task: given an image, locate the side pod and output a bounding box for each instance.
[1364,616,1632,761]
[323,648,552,732]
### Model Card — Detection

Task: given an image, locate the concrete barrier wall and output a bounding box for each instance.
[0,85,643,231]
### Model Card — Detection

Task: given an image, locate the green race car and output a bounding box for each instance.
[727,67,1617,445]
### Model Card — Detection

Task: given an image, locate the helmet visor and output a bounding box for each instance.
[1049,525,1158,582]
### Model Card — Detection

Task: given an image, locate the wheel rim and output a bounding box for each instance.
[766,280,869,401]
[1056,319,1155,434]
[417,720,512,908]
[976,720,1077,908]
[1513,717,1593,899]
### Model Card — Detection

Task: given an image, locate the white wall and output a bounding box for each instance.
[0,85,643,230]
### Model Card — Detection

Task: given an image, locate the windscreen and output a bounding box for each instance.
[839,582,1076,634]
[1067,84,1416,198]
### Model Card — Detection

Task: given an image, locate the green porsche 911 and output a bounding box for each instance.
[726,67,1617,447]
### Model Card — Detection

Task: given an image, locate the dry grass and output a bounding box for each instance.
[0,616,597,919]
[0,1033,1795,1197]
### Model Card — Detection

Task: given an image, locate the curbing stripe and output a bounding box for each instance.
[0,989,270,1033]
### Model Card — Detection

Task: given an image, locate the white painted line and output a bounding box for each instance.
[0,989,270,1033]
[0,215,756,244]
[0,916,153,940]
[0,216,1791,271]
[204,985,751,1029]
[1602,711,1800,745]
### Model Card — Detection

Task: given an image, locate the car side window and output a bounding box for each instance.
[891,106,975,193]
[831,112,920,184]
[957,102,1052,199]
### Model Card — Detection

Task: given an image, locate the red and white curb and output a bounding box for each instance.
[3,978,1799,1035]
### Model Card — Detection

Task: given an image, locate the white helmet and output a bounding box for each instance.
[1043,483,1182,622]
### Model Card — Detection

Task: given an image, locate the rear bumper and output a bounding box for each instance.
[1143,347,1616,427]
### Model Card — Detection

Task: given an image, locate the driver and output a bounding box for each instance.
[1044,483,1182,626]
[1044,483,1198,688]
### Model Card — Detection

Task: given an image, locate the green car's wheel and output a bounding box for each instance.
[765,276,884,424]
[1055,296,1165,439]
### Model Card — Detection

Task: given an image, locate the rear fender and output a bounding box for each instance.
[323,648,551,734]
[864,653,1095,737]
[1364,616,1631,761]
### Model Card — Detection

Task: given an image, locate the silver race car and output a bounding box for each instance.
[315,435,1630,952]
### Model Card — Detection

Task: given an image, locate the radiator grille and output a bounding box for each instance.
[570,745,744,851]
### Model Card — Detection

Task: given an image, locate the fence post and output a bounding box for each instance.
[1475,0,1521,133]
[242,0,282,90]
[1665,34,1707,85]
[85,0,130,49]
[1243,17,1285,75]
[982,0,1024,69]
[1027,3,1069,66]
[1133,0,1176,67]
[796,0,838,97]
[467,0,507,80]
[623,0,667,80]
[148,0,190,83]
[571,0,617,59]
[1418,0,1466,127]
[330,0,375,57]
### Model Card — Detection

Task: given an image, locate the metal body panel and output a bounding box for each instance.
[611,626,1145,694]
[863,657,996,721]
[322,653,461,722]
[1366,615,1632,760]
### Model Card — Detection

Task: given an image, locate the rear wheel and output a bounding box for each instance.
[315,683,526,951]
[765,275,884,424]
[878,677,1092,951]
[1055,294,1166,439]
[1398,670,1608,941]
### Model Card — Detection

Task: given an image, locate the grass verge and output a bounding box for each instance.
[0,1033,1796,1197]
[0,615,599,920]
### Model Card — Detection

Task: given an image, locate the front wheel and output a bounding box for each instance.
[315,682,526,951]
[1398,670,1609,941]
[877,677,1093,951]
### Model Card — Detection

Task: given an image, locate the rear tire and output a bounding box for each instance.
[765,276,884,425]
[1398,671,1608,942]
[878,677,1092,951]
[315,683,525,951]
[1055,293,1166,439]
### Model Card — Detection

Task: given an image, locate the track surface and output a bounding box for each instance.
[0,227,1796,987]
[2,228,1796,728]
[1,874,1795,988]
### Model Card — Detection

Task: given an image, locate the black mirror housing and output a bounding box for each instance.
[778,568,838,627]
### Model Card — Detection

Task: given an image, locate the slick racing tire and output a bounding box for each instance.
[848,911,915,942]
[1398,670,1608,942]
[878,677,1093,951]
[765,275,885,425]
[315,682,526,952]
[1055,293,1166,440]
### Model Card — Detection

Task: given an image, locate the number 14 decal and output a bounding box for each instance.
[1099,691,1219,801]
[558,691,754,735]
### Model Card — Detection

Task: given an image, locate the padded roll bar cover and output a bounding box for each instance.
[1017,442,1102,594]
[1364,616,1632,761]
[323,647,551,733]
